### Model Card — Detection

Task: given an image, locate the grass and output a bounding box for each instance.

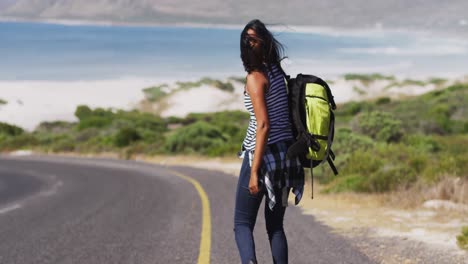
[457,226,468,250]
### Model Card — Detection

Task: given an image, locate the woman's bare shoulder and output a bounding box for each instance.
[246,71,267,82]
[246,71,268,95]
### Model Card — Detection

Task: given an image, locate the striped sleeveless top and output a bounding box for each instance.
[242,64,293,151]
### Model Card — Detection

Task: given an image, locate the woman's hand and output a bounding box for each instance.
[249,170,260,195]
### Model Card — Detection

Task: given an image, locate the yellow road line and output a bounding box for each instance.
[169,170,211,264]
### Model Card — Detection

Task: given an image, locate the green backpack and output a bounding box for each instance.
[283,73,338,198]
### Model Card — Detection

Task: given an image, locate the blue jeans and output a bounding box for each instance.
[234,153,288,264]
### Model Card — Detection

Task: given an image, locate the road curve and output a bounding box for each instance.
[0,154,374,264]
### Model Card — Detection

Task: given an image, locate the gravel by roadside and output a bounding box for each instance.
[345,227,467,264]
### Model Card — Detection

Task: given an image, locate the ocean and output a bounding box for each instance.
[1,21,468,81]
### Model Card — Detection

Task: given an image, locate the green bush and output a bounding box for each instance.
[399,79,426,86]
[75,105,94,120]
[143,85,169,102]
[50,138,76,152]
[77,135,115,153]
[337,101,366,116]
[446,83,468,92]
[323,174,369,193]
[35,121,75,133]
[341,150,383,176]
[166,116,185,124]
[0,133,38,150]
[165,121,227,155]
[404,134,440,153]
[353,111,402,142]
[323,143,424,193]
[0,122,24,136]
[334,128,375,154]
[205,143,240,157]
[457,226,468,250]
[376,97,391,105]
[369,165,417,192]
[128,113,167,134]
[75,128,100,142]
[428,78,447,86]
[175,77,235,92]
[114,127,142,147]
[77,116,113,130]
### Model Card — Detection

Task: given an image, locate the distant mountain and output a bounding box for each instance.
[1,0,468,35]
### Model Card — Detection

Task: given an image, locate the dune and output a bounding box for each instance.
[0,78,165,131]
[0,74,462,132]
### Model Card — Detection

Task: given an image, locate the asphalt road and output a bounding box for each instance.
[0,154,374,264]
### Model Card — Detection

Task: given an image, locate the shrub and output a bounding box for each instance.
[131,113,167,134]
[353,111,402,142]
[175,78,235,92]
[323,174,369,193]
[114,127,142,147]
[0,122,24,136]
[77,116,113,130]
[142,85,169,102]
[50,138,76,152]
[323,143,425,193]
[75,128,100,142]
[74,105,94,120]
[368,165,417,192]
[341,150,383,176]
[446,83,468,92]
[400,79,426,86]
[333,128,375,154]
[428,78,447,86]
[337,101,365,116]
[165,121,227,155]
[0,133,38,150]
[404,134,440,153]
[35,121,75,134]
[457,226,468,250]
[376,97,391,105]
[166,116,184,124]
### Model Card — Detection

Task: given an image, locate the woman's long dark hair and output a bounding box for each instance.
[240,19,287,74]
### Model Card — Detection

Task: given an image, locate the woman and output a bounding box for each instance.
[234,19,305,264]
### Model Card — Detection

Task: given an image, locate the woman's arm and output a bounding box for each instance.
[246,71,270,195]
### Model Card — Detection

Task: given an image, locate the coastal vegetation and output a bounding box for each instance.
[345,73,396,85]
[344,73,449,92]
[1,79,467,205]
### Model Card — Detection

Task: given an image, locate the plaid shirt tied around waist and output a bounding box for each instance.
[239,140,305,211]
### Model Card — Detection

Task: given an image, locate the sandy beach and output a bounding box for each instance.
[0,78,170,131]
